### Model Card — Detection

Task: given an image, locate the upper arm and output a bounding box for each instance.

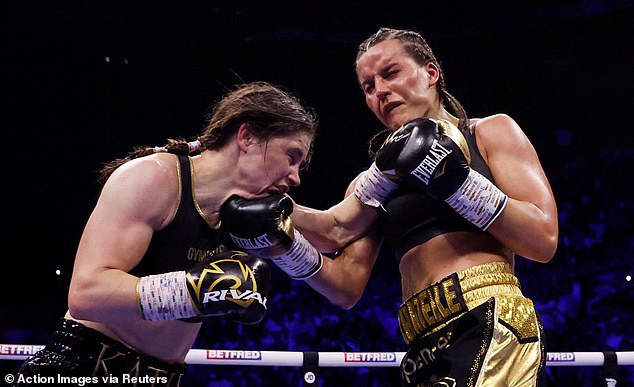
[476,114,558,260]
[478,115,553,209]
[68,155,179,317]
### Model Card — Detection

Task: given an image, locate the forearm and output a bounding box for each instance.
[487,197,558,262]
[222,193,381,296]
[293,194,379,253]
[70,253,270,324]
[68,270,144,323]
[304,230,383,309]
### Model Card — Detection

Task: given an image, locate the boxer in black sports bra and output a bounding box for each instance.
[14,81,318,386]
[223,28,558,387]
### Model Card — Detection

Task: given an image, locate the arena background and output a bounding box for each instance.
[4,1,633,385]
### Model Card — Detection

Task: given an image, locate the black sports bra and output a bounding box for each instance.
[378,124,495,260]
[130,155,231,276]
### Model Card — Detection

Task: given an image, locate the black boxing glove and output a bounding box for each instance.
[221,194,323,280]
[137,250,270,324]
[376,118,507,230]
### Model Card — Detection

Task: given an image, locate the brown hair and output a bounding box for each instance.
[98,81,318,184]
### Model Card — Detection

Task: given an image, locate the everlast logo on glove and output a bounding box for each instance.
[229,233,275,250]
[410,139,452,184]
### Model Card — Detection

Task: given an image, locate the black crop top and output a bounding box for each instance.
[378,125,495,260]
[130,155,231,276]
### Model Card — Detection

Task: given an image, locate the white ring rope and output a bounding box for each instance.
[1,344,632,367]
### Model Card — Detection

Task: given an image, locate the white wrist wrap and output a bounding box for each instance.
[354,162,398,207]
[272,230,323,280]
[444,168,508,230]
[137,271,198,321]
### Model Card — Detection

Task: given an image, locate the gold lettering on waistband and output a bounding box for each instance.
[399,262,524,345]
[442,276,465,314]
[399,274,467,344]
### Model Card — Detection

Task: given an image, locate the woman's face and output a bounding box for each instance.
[241,131,313,198]
[356,39,437,130]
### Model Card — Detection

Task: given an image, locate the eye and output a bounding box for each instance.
[385,69,398,78]
[361,82,375,95]
[293,151,311,171]
[288,149,304,167]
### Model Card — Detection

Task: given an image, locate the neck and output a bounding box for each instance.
[190,151,231,229]
[437,108,460,127]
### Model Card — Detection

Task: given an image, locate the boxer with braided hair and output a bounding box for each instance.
[224,29,558,386]
[14,81,318,386]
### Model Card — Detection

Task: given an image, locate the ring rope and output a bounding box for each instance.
[1,344,632,367]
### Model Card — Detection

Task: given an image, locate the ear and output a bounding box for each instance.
[425,62,440,87]
[236,123,254,152]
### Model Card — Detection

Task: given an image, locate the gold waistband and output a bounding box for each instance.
[398,261,521,345]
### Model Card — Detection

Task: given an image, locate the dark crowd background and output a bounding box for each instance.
[3,1,633,386]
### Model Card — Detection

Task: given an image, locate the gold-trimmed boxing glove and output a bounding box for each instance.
[137,250,270,324]
[220,194,323,280]
[376,117,507,230]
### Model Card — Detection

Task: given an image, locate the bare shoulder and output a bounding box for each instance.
[472,114,532,157]
[101,153,181,226]
[474,114,522,138]
[108,153,179,188]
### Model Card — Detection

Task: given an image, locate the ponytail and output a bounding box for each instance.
[97,138,202,185]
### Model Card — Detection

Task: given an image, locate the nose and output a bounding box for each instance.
[375,77,390,99]
[288,167,301,187]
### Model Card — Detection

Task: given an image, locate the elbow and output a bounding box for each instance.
[513,232,558,263]
[544,241,558,262]
[337,300,357,311]
[537,207,559,263]
[541,223,559,262]
[328,292,362,311]
[334,300,358,311]
[67,284,93,320]
[520,215,559,263]
[530,232,559,263]
[541,237,558,263]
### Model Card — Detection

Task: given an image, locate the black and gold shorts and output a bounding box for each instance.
[14,319,184,386]
[398,261,546,387]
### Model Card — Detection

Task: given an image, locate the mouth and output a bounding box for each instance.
[382,101,401,118]
[270,186,288,195]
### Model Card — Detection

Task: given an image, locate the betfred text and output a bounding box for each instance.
[13,373,167,385]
